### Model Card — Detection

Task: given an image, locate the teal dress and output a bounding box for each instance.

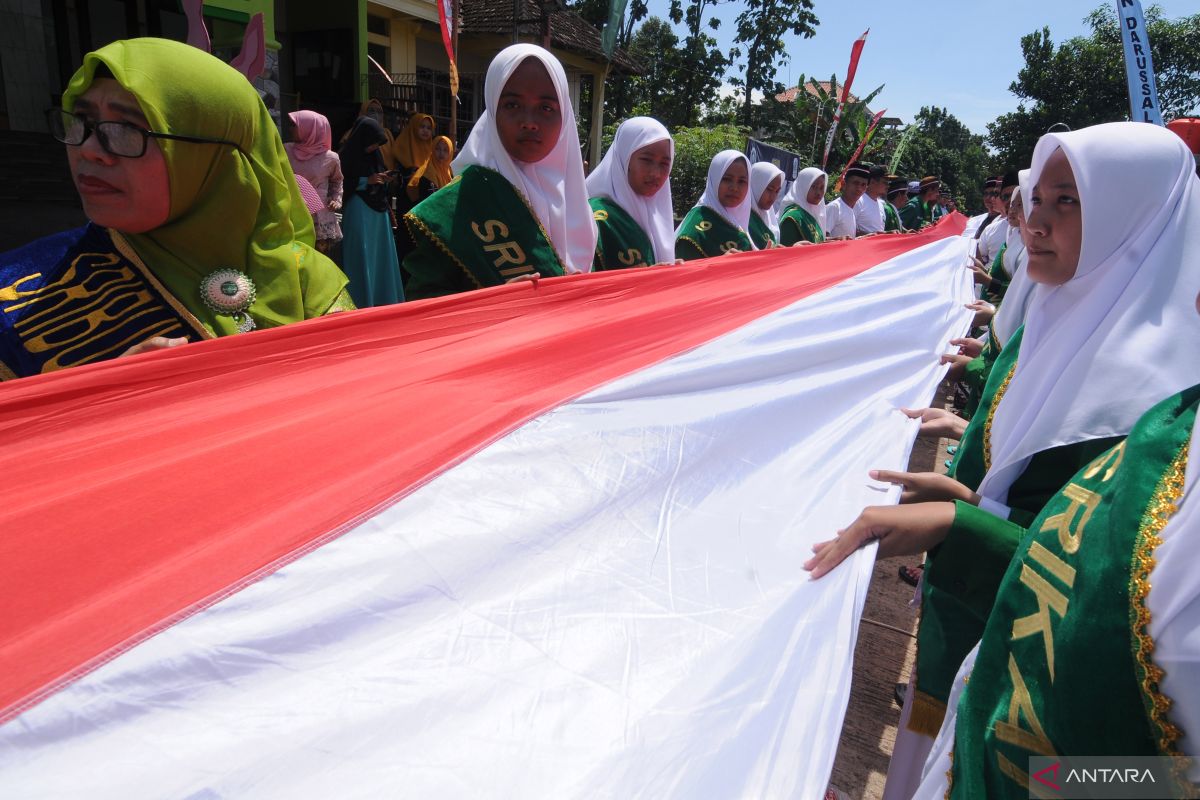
[341,178,404,307]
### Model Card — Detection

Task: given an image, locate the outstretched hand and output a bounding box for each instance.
[965,300,994,328]
[900,407,968,440]
[951,337,983,358]
[804,502,956,579]
[940,352,973,382]
[869,469,978,505]
[969,256,992,286]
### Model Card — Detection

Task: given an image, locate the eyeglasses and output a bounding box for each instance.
[47,108,241,158]
[983,191,1000,198]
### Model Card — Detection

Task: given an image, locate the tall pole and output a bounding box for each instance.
[450,0,459,146]
[590,63,610,170]
[810,97,831,162]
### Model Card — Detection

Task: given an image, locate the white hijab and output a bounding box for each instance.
[451,43,596,274]
[677,149,754,245]
[585,116,675,265]
[783,166,828,232]
[749,161,785,238]
[991,169,1034,347]
[979,122,1200,504]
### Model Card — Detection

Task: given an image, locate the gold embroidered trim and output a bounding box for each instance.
[322,287,357,314]
[907,688,949,737]
[988,317,1005,353]
[676,235,706,260]
[983,362,1017,472]
[108,229,214,340]
[944,747,954,800]
[1130,434,1192,787]
[402,212,485,290]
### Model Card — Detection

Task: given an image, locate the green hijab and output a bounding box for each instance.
[63,38,349,336]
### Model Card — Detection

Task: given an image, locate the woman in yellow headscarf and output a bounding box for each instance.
[0,37,351,380]
[390,112,436,214]
[391,112,435,173]
[404,135,454,204]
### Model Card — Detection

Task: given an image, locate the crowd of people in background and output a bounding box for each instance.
[268,42,970,309]
[3,33,1200,800]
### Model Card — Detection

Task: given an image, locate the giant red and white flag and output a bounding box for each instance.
[0,217,969,797]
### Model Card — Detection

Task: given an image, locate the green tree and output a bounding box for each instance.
[895,107,993,212]
[988,4,1200,168]
[667,0,733,127]
[620,16,690,127]
[699,93,742,127]
[571,0,648,48]
[728,0,818,126]
[571,0,649,123]
[783,75,885,176]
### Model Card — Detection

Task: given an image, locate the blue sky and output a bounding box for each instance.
[640,0,1196,135]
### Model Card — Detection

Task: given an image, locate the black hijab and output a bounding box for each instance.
[338,117,390,212]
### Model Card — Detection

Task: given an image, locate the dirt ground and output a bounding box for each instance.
[828,382,956,799]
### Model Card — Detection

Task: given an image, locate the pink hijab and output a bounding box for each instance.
[288,110,332,161]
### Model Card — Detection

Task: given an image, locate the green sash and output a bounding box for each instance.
[778,205,825,246]
[949,384,1199,799]
[914,325,1124,734]
[589,197,655,270]
[883,202,903,232]
[748,212,777,250]
[983,244,1010,305]
[674,205,753,261]
[402,165,565,299]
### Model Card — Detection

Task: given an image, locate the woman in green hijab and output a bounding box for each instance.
[0,37,352,380]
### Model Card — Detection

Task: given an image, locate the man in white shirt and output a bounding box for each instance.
[854,164,888,235]
[825,162,869,239]
[978,172,1016,266]
[963,176,1001,238]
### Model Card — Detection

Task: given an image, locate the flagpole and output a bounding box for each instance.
[835,108,886,192]
[821,29,869,171]
[450,0,459,145]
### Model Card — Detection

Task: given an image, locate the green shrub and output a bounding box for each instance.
[669,124,749,220]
